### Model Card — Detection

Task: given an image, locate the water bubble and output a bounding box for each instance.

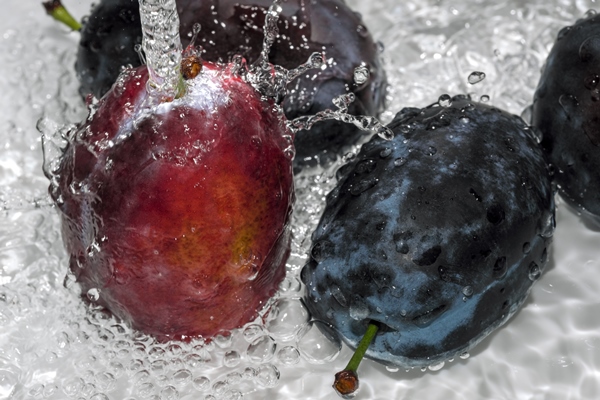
[160,385,179,400]
[468,71,486,84]
[349,299,370,321]
[462,286,474,297]
[62,377,84,397]
[528,262,541,281]
[243,324,265,343]
[246,335,276,363]
[192,376,210,392]
[212,381,229,396]
[353,65,370,85]
[223,351,241,368]
[87,288,101,302]
[266,299,310,341]
[459,352,470,359]
[277,346,300,365]
[480,95,490,102]
[242,367,257,380]
[428,361,445,371]
[296,321,342,364]
[255,364,280,388]
[222,389,243,400]
[171,369,192,386]
[386,365,400,372]
[394,157,407,167]
[226,372,243,385]
[214,331,233,349]
[438,94,452,107]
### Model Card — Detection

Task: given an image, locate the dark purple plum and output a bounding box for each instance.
[301,96,555,368]
[75,0,387,168]
[531,13,600,225]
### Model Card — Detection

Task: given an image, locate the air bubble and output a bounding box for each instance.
[255,364,280,388]
[277,346,300,365]
[223,351,241,368]
[214,331,233,349]
[192,376,210,392]
[296,321,342,364]
[243,324,264,343]
[246,335,276,363]
[266,299,310,341]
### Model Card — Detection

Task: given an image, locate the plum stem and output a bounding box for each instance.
[333,321,379,398]
[42,0,82,31]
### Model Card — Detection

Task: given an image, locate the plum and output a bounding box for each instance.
[531,13,600,224]
[74,0,386,168]
[50,49,294,340]
[301,95,555,369]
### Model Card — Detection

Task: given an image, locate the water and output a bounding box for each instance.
[1,0,600,399]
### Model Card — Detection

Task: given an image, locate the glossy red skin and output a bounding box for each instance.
[52,63,294,340]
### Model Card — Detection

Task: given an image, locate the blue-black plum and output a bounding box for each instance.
[75,0,387,168]
[301,96,555,368]
[531,13,600,224]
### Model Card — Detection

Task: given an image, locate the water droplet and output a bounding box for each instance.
[171,369,192,386]
[214,331,233,349]
[160,385,179,400]
[385,365,399,372]
[380,148,392,158]
[87,288,101,302]
[493,256,507,279]
[296,321,342,364]
[528,262,541,281]
[246,335,276,363]
[468,71,486,84]
[330,285,348,307]
[394,157,407,167]
[459,352,470,360]
[277,346,300,365]
[223,351,241,368]
[192,376,210,392]
[428,361,445,371]
[480,95,490,102]
[266,299,310,341]
[438,94,452,107]
[243,324,264,342]
[349,299,370,321]
[255,364,280,388]
[462,286,474,297]
[353,65,370,85]
[523,242,531,254]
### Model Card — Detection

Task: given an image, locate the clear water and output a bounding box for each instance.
[1,0,600,399]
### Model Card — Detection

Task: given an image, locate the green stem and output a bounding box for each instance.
[42,0,82,31]
[333,321,379,398]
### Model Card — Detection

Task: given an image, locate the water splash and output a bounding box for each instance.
[139,0,183,100]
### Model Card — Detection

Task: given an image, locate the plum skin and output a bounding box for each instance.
[52,63,294,341]
[531,13,600,223]
[301,96,555,368]
[75,0,387,168]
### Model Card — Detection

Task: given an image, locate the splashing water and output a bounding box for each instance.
[139,0,183,99]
